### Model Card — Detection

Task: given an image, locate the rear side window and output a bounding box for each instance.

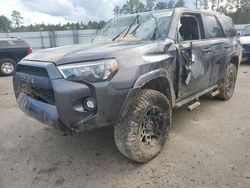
[219,16,237,37]
[203,15,223,39]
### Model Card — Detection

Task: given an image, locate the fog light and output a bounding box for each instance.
[83,98,96,111]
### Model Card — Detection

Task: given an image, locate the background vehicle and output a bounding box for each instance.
[240,25,250,63]
[13,8,241,162]
[0,38,32,76]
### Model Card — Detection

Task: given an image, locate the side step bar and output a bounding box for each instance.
[210,90,220,97]
[187,101,201,111]
[174,84,218,109]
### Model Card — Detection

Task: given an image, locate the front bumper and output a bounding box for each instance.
[13,60,133,132]
[242,50,250,62]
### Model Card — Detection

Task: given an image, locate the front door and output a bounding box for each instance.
[178,41,213,98]
[176,13,213,99]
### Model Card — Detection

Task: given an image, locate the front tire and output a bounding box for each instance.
[218,64,237,100]
[114,89,172,163]
[0,58,16,76]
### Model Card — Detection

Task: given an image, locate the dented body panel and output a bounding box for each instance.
[13,8,241,132]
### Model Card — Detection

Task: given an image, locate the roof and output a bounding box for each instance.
[173,7,225,16]
[0,37,20,41]
[0,38,29,49]
[114,7,225,19]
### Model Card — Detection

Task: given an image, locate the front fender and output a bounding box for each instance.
[119,69,175,119]
[134,69,170,88]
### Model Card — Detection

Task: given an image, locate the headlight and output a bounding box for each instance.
[58,59,118,82]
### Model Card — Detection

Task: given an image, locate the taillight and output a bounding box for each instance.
[26,47,32,55]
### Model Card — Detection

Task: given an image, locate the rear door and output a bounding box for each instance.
[201,14,228,85]
[217,16,238,81]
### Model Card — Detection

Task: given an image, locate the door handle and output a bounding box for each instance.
[224,45,230,49]
[203,48,211,53]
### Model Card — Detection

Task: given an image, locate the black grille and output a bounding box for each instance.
[22,85,55,105]
[16,64,49,78]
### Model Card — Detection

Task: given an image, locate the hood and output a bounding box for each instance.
[24,41,159,65]
[240,36,250,44]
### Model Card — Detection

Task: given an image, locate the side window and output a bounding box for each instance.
[203,15,223,39]
[219,17,237,37]
[178,14,203,41]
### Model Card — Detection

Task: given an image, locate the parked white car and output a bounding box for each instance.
[240,25,250,63]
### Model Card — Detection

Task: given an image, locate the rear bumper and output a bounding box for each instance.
[13,60,133,132]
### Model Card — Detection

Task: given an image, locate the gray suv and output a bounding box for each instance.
[13,8,242,162]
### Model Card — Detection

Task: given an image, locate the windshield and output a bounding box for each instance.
[241,25,250,36]
[92,10,172,43]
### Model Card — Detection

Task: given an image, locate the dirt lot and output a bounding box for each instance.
[0,65,250,188]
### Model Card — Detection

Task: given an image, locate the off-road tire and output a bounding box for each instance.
[114,89,172,163]
[0,58,16,76]
[218,63,237,100]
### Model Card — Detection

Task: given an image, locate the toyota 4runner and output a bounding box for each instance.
[13,8,242,162]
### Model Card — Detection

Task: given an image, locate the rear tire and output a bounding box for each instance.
[114,89,172,163]
[217,63,237,100]
[0,58,16,76]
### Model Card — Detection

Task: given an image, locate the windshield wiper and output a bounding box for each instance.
[112,27,129,41]
[112,15,139,41]
[123,15,139,38]
[130,23,141,35]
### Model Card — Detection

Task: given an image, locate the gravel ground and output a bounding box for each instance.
[0,65,250,188]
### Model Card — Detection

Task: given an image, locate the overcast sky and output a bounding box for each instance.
[0,0,194,25]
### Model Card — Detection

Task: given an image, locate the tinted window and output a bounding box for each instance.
[179,15,202,41]
[219,16,237,37]
[203,15,223,39]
